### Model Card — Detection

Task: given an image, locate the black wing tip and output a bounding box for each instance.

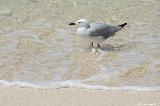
[118,23,127,28]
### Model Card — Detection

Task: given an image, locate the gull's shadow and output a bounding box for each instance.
[100,44,126,51]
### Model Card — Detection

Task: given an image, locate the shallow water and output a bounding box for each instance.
[0,0,160,91]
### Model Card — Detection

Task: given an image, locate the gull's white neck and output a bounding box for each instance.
[77,27,88,36]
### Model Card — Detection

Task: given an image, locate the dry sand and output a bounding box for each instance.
[0,86,160,106]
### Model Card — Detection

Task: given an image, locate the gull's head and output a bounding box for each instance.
[69,19,89,27]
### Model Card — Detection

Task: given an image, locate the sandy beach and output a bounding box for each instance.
[0,0,160,106]
[0,86,160,106]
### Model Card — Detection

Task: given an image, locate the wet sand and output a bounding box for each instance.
[0,86,160,106]
[0,0,160,105]
[0,0,160,88]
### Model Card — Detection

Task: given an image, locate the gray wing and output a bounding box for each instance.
[88,23,121,39]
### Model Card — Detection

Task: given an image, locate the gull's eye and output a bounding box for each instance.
[78,22,81,23]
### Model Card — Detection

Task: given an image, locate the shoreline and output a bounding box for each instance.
[1,80,160,91]
[0,86,160,106]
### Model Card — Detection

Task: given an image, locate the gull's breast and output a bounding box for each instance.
[77,28,89,36]
[77,27,105,43]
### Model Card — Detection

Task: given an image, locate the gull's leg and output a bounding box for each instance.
[97,44,101,49]
[90,42,93,47]
[115,39,119,48]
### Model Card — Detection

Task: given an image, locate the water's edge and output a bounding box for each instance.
[0,80,160,91]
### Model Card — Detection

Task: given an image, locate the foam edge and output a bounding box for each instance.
[0,80,160,91]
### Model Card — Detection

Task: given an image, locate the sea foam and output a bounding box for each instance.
[0,80,160,91]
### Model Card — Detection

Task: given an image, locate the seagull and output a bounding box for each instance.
[69,19,127,48]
